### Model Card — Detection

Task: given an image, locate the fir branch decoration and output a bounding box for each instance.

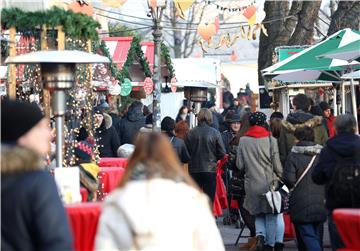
[1,7,100,40]
[161,42,175,78]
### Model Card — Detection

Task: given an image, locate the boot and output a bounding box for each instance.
[239,237,257,250]
[274,243,284,251]
[255,235,265,251]
[263,245,274,251]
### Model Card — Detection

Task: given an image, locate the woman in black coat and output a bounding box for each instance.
[284,126,327,251]
[94,108,121,157]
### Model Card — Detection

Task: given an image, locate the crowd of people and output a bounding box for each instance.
[1,92,360,251]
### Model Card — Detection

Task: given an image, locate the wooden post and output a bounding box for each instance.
[41,25,51,118]
[57,26,65,50]
[86,39,94,137]
[8,27,16,99]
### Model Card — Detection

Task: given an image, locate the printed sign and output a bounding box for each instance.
[143,77,154,95]
[120,78,132,96]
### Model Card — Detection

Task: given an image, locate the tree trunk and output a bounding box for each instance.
[258,0,290,86]
[288,1,322,45]
[328,0,360,35]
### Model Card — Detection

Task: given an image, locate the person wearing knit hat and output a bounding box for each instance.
[319,101,336,138]
[270,112,284,121]
[1,99,73,251]
[237,110,283,250]
[161,116,190,164]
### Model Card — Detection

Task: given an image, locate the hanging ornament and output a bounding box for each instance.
[143,77,154,95]
[230,51,238,62]
[101,0,127,8]
[243,5,257,26]
[240,25,246,39]
[198,39,208,53]
[225,33,232,47]
[170,77,177,93]
[120,78,132,96]
[207,37,213,48]
[174,0,195,19]
[230,34,240,46]
[215,34,226,49]
[68,1,94,16]
[247,25,253,40]
[197,23,217,41]
[214,16,220,33]
[261,24,268,37]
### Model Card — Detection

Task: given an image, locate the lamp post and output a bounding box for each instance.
[6,50,109,167]
[148,0,167,131]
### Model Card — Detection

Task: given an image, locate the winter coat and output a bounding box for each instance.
[1,146,73,251]
[279,111,328,165]
[96,113,121,157]
[176,114,190,124]
[185,122,226,173]
[221,130,235,154]
[166,134,190,164]
[236,126,283,215]
[284,141,327,224]
[312,133,360,210]
[116,106,146,145]
[95,177,225,251]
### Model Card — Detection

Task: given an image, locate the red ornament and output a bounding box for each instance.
[171,77,177,93]
[143,77,154,95]
[214,16,220,33]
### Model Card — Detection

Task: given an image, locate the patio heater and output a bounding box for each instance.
[6,50,109,167]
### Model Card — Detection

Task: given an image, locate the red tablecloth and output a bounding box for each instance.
[333,209,360,250]
[80,187,88,202]
[66,202,102,251]
[98,167,125,200]
[98,158,128,168]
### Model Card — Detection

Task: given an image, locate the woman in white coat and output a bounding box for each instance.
[95,132,224,251]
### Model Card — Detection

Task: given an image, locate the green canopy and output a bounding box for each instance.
[262,29,360,83]
[318,40,360,62]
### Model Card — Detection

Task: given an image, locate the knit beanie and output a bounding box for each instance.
[270,112,284,121]
[1,99,44,143]
[74,138,94,162]
[319,101,330,111]
[249,111,267,127]
[161,116,176,132]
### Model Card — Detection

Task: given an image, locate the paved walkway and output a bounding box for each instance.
[216,215,332,251]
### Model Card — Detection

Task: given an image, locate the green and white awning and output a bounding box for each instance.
[262,28,360,83]
[318,40,360,62]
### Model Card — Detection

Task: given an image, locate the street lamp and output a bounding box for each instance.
[148,0,167,131]
[6,50,109,167]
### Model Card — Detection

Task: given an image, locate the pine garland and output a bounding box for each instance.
[1,7,100,41]
[161,42,175,78]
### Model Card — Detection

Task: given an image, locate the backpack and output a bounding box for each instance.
[327,147,360,208]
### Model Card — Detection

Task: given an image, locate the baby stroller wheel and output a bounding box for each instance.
[223,216,232,225]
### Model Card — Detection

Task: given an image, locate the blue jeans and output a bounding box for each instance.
[294,223,322,251]
[275,213,284,243]
[255,214,279,247]
[328,214,345,251]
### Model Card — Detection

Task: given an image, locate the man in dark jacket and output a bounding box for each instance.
[284,127,326,251]
[312,114,360,251]
[115,101,146,145]
[221,113,241,153]
[94,108,121,157]
[1,99,73,251]
[279,94,328,165]
[185,108,226,203]
[161,116,190,164]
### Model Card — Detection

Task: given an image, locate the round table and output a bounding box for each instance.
[98,158,128,168]
[333,209,360,251]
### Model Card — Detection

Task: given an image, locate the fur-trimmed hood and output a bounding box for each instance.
[291,142,323,155]
[283,112,324,133]
[1,145,42,174]
[97,113,113,131]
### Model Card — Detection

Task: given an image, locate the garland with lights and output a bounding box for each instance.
[161,42,175,79]
[1,7,100,40]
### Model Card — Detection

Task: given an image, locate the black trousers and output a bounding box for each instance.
[190,172,217,204]
[238,196,256,237]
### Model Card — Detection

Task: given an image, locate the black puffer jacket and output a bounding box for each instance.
[312,133,360,210]
[96,113,120,157]
[1,146,73,251]
[284,141,327,224]
[116,105,145,145]
[185,122,226,173]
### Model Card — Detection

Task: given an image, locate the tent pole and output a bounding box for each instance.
[341,82,345,114]
[350,77,359,134]
[333,87,337,116]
